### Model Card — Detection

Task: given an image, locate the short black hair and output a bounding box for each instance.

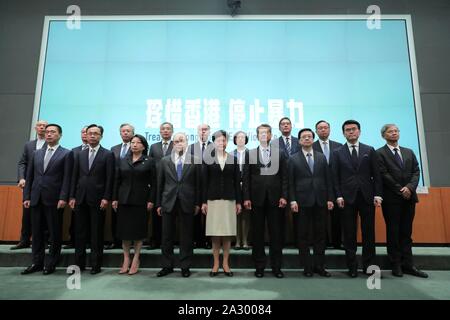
[278,117,292,128]
[256,124,272,136]
[342,120,360,132]
[45,123,62,134]
[315,120,330,129]
[131,134,149,155]
[87,124,104,136]
[233,131,248,145]
[298,128,315,140]
[212,130,229,142]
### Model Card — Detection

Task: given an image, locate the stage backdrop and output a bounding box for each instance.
[34,16,427,185]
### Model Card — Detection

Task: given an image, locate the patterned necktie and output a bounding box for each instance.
[82,144,88,151]
[323,141,330,163]
[306,152,314,173]
[285,137,291,155]
[120,144,128,159]
[162,142,168,156]
[393,148,404,168]
[351,145,358,169]
[89,148,96,170]
[176,157,183,181]
[43,148,54,171]
[262,148,270,165]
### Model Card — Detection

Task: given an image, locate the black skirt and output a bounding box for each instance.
[116,205,148,241]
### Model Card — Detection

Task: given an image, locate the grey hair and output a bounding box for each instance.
[380,124,398,137]
[120,123,135,134]
[160,122,174,131]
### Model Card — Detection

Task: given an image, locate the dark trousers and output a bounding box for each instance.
[161,200,194,269]
[341,191,376,271]
[382,200,415,268]
[30,202,63,268]
[327,206,343,247]
[19,207,32,244]
[151,208,162,246]
[75,203,105,269]
[251,200,284,270]
[193,211,208,247]
[294,205,327,272]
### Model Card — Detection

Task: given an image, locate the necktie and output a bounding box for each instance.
[201,143,206,159]
[120,144,128,159]
[82,144,88,151]
[162,142,168,155]
[239,151,243,173]
[285,137,291,155]
[306,153,314,173]
[89,149,96,170]
[176,157,183,181]
[262,148,270,165]
[351,145,358,169]
[393,148,404,168]
[43,148,54,171]
[323,141,330,163]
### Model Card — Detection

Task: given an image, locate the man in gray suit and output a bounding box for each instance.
[289,128,334,277]
[313,120,343,249]
[12,120,48,250]
[107,123,135,250]
[156,132,201,278]
[148,122,174,249]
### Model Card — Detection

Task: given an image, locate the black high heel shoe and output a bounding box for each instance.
[223,267,234,277]
[210,267,219,277]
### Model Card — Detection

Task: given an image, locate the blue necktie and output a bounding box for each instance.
[307,153,314,173]
[322,141,330,163]
[120,144,128,159]
[176,158,183,181]
[393,148,404,168]
[285,138,291,155]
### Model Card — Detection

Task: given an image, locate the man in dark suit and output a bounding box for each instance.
[377,124,428,278]
[64,126,89,250]
[107,123,135,250]
[332,120,382,277]
[188,123,213,249]
[289,128,334,277]
[313,120,344,249]
[147,122,174,250]
[278,117,299,247]
[69,124,115,274]
[12,120,48,250]
[156,132,202,278]
[21,124,73,275]
[243,124,288,278]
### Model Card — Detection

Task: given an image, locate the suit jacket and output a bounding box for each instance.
[376,145,420,204]
[242,141,288,207]
[233,149,250,182]
[149,141,173,162]
[332,142,382,205]
[278,136,300,157]
[188,141,213,164]
[156,153,202,214]
[23,146,73,207]
[113,155,156,205]
[202,152,242,204]
[313,139,343,165]
[288,150,334,207]
[17,139,47,181]
[111,143,132,162]
[70,146,115,206]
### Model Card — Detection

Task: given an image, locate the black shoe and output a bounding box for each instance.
[209,270,219,277]
[43,267,56,275]
[90,267,102,275]
[11,242,30,250]
[303,270,313,277]
[181,268,191,278]
[223,268,234,277]
[392,265,403,277]
[314,268,331,277]
[272,269,284,278]
[104,243,118,250]
[348,268,358,278]
[157,267,174,277]
[402,266,428,278]
[254,269,264,278]
[63,243,74,249]
[21,264,43,275]
[234,246,242,251]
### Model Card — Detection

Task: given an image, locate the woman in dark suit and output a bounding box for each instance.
[112,134,155,275]
[201,130,242,277]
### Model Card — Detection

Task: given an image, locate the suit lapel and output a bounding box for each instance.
[168,157,177,180]
[299,151,313,175]
[44,147,63,174]
[384,144,403,169]
[89,147,103,172]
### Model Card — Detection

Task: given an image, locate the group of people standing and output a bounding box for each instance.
[15,117,428,279]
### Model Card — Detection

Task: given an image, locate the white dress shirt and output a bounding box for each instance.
[36,138,46,150]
